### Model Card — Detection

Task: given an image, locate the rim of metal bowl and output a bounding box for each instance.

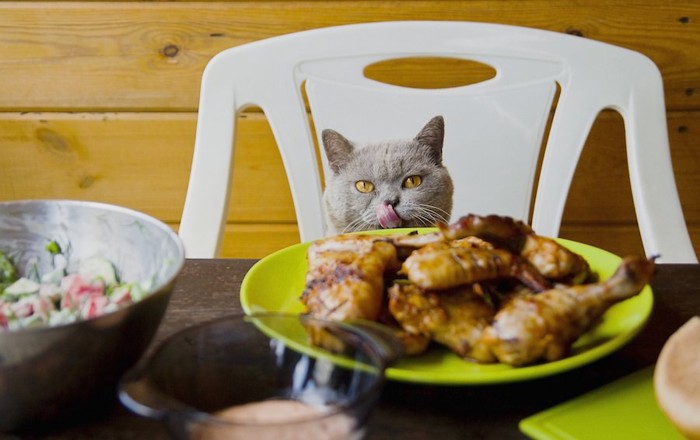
[0,199,186,334]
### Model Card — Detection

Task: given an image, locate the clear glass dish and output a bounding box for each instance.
[119,313,402,440]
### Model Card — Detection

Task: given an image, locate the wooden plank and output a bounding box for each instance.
[168,222,300,259]
[219,223,301,259]
[0,113,193,220]
[559,224,646,258]
[0,1,698,111]
[560,225,700,261]
[564,111,700,223]
[1,110,698,225]
[0,112,296,223]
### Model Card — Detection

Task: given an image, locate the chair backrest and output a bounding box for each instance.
[180,21,697,263]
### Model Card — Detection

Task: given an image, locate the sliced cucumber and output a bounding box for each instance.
[4,278,40,298]
[78,256,117,285]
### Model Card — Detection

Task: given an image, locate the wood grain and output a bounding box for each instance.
[1,109,680,259]
[0,112,295,223]
[2,111,697,228]
[0,1,698,111]
[0,0,698,259]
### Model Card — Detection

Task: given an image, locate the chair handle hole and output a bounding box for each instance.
[363,56,497,89]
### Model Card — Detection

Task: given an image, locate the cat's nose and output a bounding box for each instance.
[385,199,399,207]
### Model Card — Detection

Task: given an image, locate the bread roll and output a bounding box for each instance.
[654,316,700,439]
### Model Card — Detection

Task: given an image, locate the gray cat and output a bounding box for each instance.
[322,115,454,234]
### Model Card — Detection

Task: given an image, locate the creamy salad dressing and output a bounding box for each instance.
[193,399,357,440]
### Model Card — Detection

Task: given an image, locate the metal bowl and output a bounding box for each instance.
[0,200,185,431]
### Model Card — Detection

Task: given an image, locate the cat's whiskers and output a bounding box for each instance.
[340,201,452,233]
[341,202,452,233]
[342,211,377,233]
[403,202,451,227]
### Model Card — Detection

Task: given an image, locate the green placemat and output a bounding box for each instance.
[520,367,684,439]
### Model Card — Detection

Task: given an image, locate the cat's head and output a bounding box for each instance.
[322,115,454,234]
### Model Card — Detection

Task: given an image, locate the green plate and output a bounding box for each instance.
[240,231,653,385]
[520,367,684,439]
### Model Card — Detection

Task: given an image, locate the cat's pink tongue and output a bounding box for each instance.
[376,203,402,229]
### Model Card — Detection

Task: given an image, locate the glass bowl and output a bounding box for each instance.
[119,313,402,440]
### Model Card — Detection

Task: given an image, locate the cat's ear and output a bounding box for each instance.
[414,115,445,164]
[322,129,354,173]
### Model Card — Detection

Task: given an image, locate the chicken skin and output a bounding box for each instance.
[438,214,592,284]
[301,234,400,322]
[388,256,653,365]
[388,282,497,362]
[401,243,550,292]
[482,255,655,365]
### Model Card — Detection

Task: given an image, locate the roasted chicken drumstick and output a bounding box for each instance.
[482,255,655,365]
[389,256,654,365]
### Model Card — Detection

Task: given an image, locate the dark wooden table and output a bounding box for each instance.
[3,260,699,439]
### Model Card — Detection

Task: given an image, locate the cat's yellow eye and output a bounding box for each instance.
[403,175,423,189]
[355,180,375,193]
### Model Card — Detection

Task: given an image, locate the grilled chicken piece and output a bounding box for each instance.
[438,213,592,284]
[301,234,400,322]
[400,243,550,292]
[519,234,593,284]
[385,231,444,259]
[438,213,533,249]
[388,282,496,363]
[301,234,402,351]
[482,256,655,366]
[384,230,491,260]
[383,322,432,356]
[376,300,432,356]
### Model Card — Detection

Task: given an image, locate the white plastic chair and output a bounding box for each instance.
[180,21,697,263]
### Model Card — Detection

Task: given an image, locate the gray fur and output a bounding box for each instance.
[322,116,454,234]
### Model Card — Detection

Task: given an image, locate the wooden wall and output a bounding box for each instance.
[0,1,698,259]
